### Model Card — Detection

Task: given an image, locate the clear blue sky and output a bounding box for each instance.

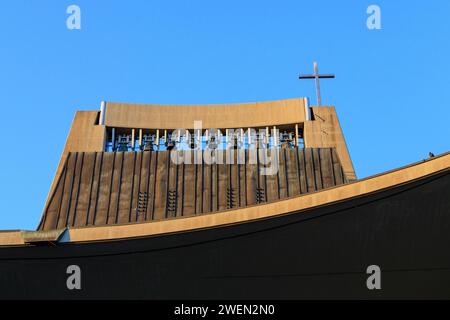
[1,0,449,230]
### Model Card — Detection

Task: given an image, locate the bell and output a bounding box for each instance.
[118,143,128,152]
[233,137,239,150]
[208,136,217,150]
[166,140,175,151]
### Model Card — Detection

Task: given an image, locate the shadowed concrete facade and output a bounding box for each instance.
[39,148,348,231]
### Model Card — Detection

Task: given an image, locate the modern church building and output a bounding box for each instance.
[0,97,449,299]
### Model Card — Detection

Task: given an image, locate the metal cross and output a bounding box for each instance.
[299,62,335,106]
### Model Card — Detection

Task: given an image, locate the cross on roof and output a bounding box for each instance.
[299,62,335,106]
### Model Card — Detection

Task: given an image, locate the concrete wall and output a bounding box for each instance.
[304,107,356,180]
[39,148,347,231]
[104,98,306,130]
[44,111,106,217]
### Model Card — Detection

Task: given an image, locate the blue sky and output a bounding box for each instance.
[0,0,449,230]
